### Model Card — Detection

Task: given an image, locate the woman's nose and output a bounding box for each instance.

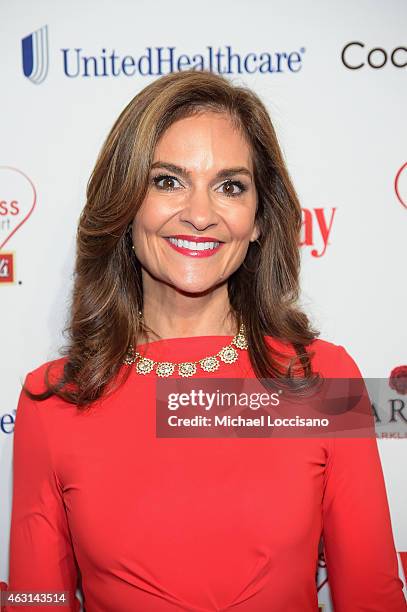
[179,187,219,231]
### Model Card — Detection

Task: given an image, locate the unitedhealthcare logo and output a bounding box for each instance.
[21,25,306,81]
[22,25,49,84]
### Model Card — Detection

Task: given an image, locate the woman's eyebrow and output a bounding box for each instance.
[151,161,253,181]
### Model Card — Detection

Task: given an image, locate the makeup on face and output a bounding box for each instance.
[132,112,259,294]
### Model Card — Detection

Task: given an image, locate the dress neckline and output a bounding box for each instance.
[135,334,236,351]
[131,334,242,365]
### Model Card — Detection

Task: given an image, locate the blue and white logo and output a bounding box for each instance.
[21,25,49,84]
[20,25,306,81]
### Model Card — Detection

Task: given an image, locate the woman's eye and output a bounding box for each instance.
[152,175,182,191]
[219,180,246,197]
[151,175,246,196]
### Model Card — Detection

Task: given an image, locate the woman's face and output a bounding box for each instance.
[132,111,259,294]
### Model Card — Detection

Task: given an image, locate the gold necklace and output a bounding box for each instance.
[123,323,248,378]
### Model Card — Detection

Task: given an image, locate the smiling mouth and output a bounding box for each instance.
[163,236,224,257]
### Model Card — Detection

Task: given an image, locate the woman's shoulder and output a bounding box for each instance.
[23,356,68,394]
[265,335,364,378]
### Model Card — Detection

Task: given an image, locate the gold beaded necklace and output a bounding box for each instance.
[123,322,248,378]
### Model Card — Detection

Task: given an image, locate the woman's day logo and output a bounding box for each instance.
[395,162,407,209]
[0,167,36,283]
[300,207,336,257]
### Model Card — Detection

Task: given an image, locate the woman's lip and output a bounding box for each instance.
[163,237,224,258]
[164,235,223,243]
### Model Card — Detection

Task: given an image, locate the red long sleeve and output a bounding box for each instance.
[4,372,81,612]
[322,347,406,610]
[322,435,406,610]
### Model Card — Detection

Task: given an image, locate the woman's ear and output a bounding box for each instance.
[250,224,260,242]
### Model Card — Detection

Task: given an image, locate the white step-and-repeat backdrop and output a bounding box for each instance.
[1,1,406,609]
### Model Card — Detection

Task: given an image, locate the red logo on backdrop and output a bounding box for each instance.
[0,253,14,283]
[300,207,337,257]
[0,166,36,251]
[389,366,407,395]
[394,163,407,209]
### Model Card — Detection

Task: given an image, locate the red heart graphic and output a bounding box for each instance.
[0,166,36,251]
[394,162,407,209]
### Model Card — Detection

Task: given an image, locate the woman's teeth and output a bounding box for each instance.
[168,238,220,251]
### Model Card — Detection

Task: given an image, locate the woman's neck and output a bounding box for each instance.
[139,284,238,343]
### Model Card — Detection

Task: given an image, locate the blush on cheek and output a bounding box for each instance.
[228,220,257,241]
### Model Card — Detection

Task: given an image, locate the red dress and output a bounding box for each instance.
[4,336,407,611]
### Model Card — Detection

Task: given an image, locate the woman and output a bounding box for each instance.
[5,70,406,611]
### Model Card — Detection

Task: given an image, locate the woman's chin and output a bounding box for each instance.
[167,277,226,295]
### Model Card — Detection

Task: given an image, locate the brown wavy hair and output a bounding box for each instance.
[25,69,320,408]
